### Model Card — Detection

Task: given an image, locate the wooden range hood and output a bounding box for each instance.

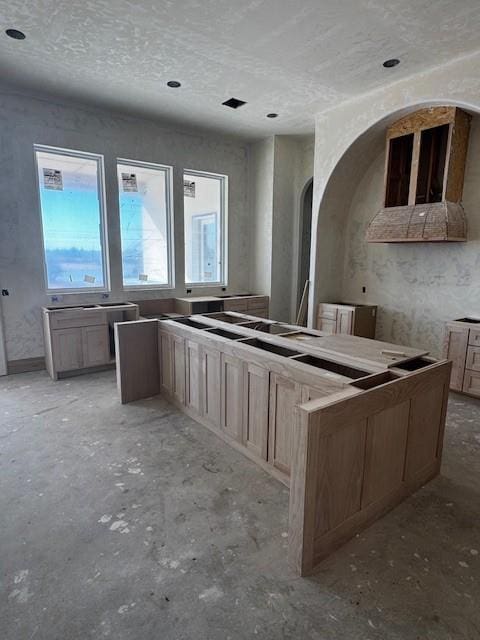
[366,106,471,243]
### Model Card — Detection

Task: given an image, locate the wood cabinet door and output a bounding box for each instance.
[220,353,244,442]
[202,347,221,428]
[317,317,337,334]
[336,308,354,335]
[159,332,173,394]
[463,370,480,397]
[172,335,186,404]
[51,328,83,372]
[268,373,300,476]
[444,324,468,391]
[185,339,202,414]
[243,363,269,461]
[82,325,110,368]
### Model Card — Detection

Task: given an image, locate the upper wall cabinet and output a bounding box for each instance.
[366,106,471,243]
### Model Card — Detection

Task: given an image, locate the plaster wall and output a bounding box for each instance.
[311,49,480,331]
[0,85,249,362]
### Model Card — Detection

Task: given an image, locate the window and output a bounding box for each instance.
[117,160,173,288]
[184,171,227,285]
[35,146,108,291]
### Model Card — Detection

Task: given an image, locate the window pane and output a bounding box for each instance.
[118,162,171,287]
[184,172,225,284]
[36,149,106,290]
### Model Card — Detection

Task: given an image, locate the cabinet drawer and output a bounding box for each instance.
[466,346,480,372]
[49,310,106,329]
[463,370,480,397]
[223,299,248,312]
[469,329,480,346]
[317,304,338,321]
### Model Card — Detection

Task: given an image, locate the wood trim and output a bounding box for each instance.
[7,357,46,375]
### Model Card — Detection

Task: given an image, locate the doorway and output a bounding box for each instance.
[296,179,313,322]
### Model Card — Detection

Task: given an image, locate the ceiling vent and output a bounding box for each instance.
[222,98,247,109]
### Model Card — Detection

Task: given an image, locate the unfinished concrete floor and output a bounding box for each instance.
[1,370,479,640]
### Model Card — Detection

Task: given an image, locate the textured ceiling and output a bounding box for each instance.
[1,0,480,138]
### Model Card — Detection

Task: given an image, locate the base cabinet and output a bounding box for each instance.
[317,303,377,338]
[444,320,480,396]
[51,325,109,373]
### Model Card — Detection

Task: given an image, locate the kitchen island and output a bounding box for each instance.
[115,312,451,576]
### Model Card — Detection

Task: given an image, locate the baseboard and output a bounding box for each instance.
[7,357,46,375]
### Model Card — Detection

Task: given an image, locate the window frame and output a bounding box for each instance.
[116,158,175,291]
[34,144,110,294]
[183,169,228,287]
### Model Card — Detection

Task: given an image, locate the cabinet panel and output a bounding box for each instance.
[159,332,173,394]
[336,308,353,335]
[466,346,480,372]
[463,370,480,397]
[51,328,83,372]
[172,335,186,404]
[243,363,269,460]
[443,324,468,391]
[317,317,337,334]
[252,308,268,319]
[317,304,338,321]
[362,401,410,507]
[405,385,444,479]
[220,354,244,442]
[268,373,300,476]
[185,340,202,414]
[202,347,221,428]
[82,325,110,368]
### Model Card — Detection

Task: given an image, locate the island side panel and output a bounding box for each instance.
[115,320,160,404]
[289,361,451,576]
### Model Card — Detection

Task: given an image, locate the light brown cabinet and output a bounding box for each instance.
[444,319,480,396]
[317,303,377,339]
[172,335,186,404]
[43,303,138,380]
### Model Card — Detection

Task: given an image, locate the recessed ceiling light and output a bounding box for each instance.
[383,58,400,68]
[5,28,26,40]
[222,98,247,109]
[167,80,181,88]
[266,113,278,118]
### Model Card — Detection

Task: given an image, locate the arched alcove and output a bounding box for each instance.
[295,177,313,321]
[311,102,480,356]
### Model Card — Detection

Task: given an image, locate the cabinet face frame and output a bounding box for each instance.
[159,331,173,393]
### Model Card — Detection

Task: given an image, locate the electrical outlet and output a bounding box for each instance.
[362,286,366,294]
[1,289,9,296]
[186,288,192,294]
